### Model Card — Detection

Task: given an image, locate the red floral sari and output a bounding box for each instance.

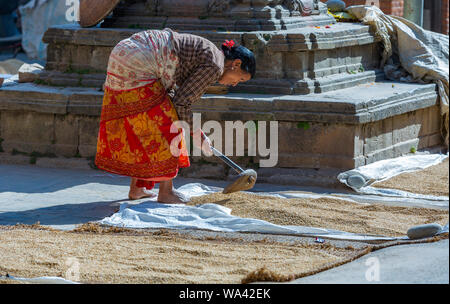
[95,80,190,190]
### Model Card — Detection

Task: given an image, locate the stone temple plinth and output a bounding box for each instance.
[0,0,445,187]
[102,0,332,31]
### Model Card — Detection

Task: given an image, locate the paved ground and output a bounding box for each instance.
[0,162,448,284]
[0,160,344,230]
[292,239,449,284]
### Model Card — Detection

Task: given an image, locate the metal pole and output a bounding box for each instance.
[403,0,424,27]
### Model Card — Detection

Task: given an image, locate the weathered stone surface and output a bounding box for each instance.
[179,162,227,179]
[0,80,444,174]
[0,152,92,170]
[42,23,382,95]
[68,91,103,116]
[407,223,442,240]
[35,157,92,170]
[253,166,344,188]
[54,114,79,157]
[18,63,44,83]
[102,0,332,31]
[0,111,55,154]
[0,83,69,114]
[78,116,100,157]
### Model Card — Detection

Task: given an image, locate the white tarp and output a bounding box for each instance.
[18,0,77,60]
[99,183,448,242]
[0,275,79,284]
[337,152,449,200]
[346,5,449,146]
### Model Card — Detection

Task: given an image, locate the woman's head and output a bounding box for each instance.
[219,40,256,87]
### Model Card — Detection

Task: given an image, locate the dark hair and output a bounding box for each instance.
[221,41,256,78]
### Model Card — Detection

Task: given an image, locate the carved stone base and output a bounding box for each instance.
[101,0,334,31]
[42,23,381,94]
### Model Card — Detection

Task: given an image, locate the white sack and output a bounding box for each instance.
[337,152,448,201]
[18,0,77,60]
[347,5,449,146]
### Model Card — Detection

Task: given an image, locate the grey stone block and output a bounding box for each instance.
[78,116,100,157]
[407,223,443,240]
[0,111,55,154]
[18,63,44,83]
[54,114,79,157]
[0,79,444,175]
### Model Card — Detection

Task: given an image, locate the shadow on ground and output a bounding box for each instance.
[0,199,125,226]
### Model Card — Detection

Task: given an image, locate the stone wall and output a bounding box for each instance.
[0,111,99,159]
[42,23,382,95]
[0,81,442,170]
[0,101,441,166]
[443,0,449,35]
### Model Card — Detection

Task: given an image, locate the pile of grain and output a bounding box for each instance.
[0,225,365,284]
[189,193,448,237]
[373,158,449,197]
[1,179,447,284]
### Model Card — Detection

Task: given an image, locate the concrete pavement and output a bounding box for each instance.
[292,239,449,284]
[0,161,340,230]
[0,162,448,284]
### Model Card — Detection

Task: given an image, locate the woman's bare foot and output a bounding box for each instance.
[157,180,190,204]
[128,187,157,200]
[129,178,157,200]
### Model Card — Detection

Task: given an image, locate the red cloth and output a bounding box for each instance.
[95,81,190,190]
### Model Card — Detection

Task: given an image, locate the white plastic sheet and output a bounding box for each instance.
[337,153,449,202]
[99,183,427,242]
[0,275,79,284]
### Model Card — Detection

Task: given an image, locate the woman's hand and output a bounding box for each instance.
[202,133,213,156]
[192,129,213,156]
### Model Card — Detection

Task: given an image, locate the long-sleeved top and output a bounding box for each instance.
[169,29,225,131]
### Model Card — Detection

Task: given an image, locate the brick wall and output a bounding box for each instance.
[379,0,404,16]
[442,0,449,35]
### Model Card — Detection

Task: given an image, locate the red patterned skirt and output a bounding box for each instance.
[95,81,190,190]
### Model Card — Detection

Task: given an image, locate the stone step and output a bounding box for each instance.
[0,80,438,124]
[35,70,229,95]
[36,68,385,95]
[42,22,382,94]
[0,80,442,173]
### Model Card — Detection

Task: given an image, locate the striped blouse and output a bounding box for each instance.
[168,29,225,131]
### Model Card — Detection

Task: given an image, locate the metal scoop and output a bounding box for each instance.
[211,147,257,194]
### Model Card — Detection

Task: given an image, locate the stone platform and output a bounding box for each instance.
[0,80,442,187]
[41,23,382,94]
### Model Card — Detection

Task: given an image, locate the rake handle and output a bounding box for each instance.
[211,147,244,174]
